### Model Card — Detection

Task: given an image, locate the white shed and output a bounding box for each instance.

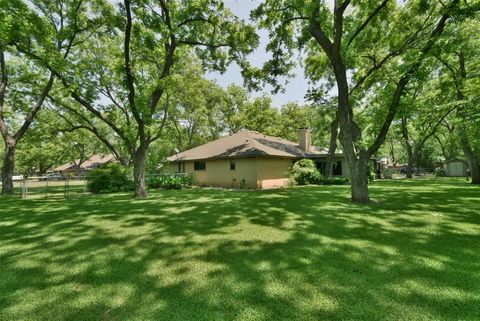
[444,159,468,177]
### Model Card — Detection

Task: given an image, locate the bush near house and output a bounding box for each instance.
[147,173,196,190]
[87,163,133,193]
[291,159,351,186]
[290,159,322,185]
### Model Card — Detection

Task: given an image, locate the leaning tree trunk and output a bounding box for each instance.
[133,143,149,198]
[324,113,339,178]
[1,143,16,194]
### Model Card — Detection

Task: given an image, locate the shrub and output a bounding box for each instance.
[291,159,322,185]
[434,167,446,177]
[321,177,350,185]
[146,173,196,190]
[87,163,133,193]
[366,164,375,183]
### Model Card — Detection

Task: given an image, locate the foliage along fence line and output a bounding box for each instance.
[6,171,196,199]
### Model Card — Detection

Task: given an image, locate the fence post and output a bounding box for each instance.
[64,175,68,198]
[21,178,26,199]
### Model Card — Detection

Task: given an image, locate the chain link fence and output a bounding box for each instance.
[11,176,88,199]
[7,173,194,199]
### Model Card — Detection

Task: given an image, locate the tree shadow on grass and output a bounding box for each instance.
[1,178,479,321]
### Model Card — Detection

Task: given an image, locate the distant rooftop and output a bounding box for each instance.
[55,154,115,171]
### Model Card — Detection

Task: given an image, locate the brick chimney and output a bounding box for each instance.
[298,128,311,152]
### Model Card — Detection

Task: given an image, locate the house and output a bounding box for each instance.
[166,129,348,189]
[444,158,468,177]
[55,154,115,176]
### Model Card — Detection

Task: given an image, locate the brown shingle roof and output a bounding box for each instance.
[167,130,334,162]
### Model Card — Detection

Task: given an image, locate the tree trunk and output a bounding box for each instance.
[39,162,53,176]
[405,146,414,178]
[401,116,414,178]
[455,53,479,184]
[349,157,370,203]
[335,69,370,203]
[309,14,371,203]
[435,135,449,160]
[470,160,480,185]
[459,130,480,184]
[324,113,339,178]
[1,143,16,194]
[133,143,149,198]
[335,67,370,203]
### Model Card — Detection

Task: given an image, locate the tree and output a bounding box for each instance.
[397,78,458,177]
[434,15,480,183]
[167,61,228,150]
[252,0,462,202]
[15,0,258,197]
[221,85,281,137]
[0,0,90,193]
[433,119,461,161]
[277,102,314,142]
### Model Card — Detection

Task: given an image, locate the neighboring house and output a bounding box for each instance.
[55,154,115,176]
[444,158,468,177]
[166,129,348,189]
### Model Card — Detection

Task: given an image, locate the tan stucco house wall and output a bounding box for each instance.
[166,156,349,189]
[167,157,290,188]
[165,130,350,189]
[256,158,293,188]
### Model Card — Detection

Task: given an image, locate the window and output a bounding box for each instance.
[194,161,206,171]
[332,161,342,176]
[177,162,185,173]
[315,161,326,175]
[230,160,236,170]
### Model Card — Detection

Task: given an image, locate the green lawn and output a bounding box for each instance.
[1,178,479,321]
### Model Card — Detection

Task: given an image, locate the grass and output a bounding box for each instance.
[1,177,479,321]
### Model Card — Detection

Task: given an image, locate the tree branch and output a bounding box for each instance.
[51,99,130,166]
[333,0,351,50]
[12,73,55,142]
[308,3,334,59]
[148,0,177,118]
[351,8,436,94]
[177,16,212,28]
[366,0,459,157]
[415,104,458,155]
[123,0,144,142]
[347,0,390,47]
[150,93,170,142]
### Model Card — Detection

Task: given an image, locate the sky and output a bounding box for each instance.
[205,0,311,107]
